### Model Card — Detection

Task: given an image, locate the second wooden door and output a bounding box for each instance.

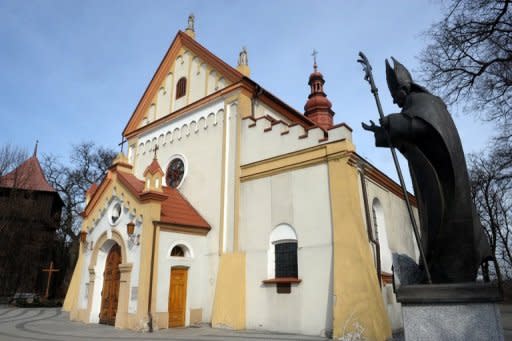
[168,267,188,327]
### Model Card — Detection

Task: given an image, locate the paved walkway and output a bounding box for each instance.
[0,306,327,341]
[2,305,512,340]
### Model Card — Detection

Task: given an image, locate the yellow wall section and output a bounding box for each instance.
[62,245,83,312]
[211,252,246,330]
[328,156,391,340]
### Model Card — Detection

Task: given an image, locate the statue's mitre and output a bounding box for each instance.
[386,57,413,92]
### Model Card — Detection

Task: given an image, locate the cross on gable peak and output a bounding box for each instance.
[152,145,159,159]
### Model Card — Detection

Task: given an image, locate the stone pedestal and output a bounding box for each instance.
[396,283,504,341]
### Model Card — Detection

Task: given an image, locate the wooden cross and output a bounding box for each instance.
[118,138,126,153]
[42,261,59,299]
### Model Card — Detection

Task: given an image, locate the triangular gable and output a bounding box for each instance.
[123,31,244,137]
[92,170,210,230]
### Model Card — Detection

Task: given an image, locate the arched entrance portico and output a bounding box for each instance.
[87,231,132,328]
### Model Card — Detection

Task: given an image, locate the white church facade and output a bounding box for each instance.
[63,17,418,340]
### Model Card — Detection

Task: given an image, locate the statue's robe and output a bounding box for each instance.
[375,90,491,283]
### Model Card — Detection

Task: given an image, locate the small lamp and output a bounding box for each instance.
[80,231,87,243]
[127,222,135,236]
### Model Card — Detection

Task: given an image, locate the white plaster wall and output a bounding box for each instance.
[241,115,352,165]
[189,59,206,103]
[239,164,333,336]
[357,174,419,331]
[221,102,238,253]
[155,231,209,324]
[253,102,292,123]
[133,99,225,320]
[173,52,190,112]
[156,85,170,120]
[363,178,418,260]
[77,194,142,321]
[207,70,217,96]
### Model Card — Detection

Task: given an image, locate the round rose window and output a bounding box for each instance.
[166,158,185,188]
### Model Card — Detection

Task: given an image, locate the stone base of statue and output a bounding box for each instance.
[396,283,503,341]
[392,254,504,341]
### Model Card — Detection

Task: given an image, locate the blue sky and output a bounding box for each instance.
[0,0,493,185]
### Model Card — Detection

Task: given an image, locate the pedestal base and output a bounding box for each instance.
[396,283,504,341]
[402,302,503,341]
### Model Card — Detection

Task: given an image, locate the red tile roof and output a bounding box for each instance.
[86,183,99,198]
[160,186,210,229]
[143,159,164,176]
[117,171,145,194]
[116,171,210,230]
[0,156,56,193]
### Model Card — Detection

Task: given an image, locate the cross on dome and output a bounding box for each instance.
[312,49,318,71]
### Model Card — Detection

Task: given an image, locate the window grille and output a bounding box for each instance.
[275,242,298,278]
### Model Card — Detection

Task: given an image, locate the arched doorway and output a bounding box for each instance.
[99,244,121,325]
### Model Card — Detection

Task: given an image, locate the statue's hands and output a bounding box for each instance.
[379,116,390,129]
[361,120,381,132]
[362,119,389,147]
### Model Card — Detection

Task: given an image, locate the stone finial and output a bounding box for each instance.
[236,46,250,77]
[185,14,196,39]
[238,47,248,66]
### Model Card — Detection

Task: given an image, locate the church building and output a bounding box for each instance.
[63,16,418,340]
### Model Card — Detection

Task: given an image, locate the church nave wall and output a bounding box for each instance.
[239,163,333,336]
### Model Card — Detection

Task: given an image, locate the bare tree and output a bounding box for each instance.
[469,147,512,278]
[419,0,512,127]
[0,144,27,177]
[43,142,116,242]
[0,144,28,235]
[42,142,116,293]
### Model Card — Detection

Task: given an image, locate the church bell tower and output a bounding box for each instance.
[304,50,335,130]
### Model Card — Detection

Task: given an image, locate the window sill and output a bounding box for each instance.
[262,277,302,285]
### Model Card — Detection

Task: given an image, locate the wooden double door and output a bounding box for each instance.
[99,244,121,325]
[168,267,188,327]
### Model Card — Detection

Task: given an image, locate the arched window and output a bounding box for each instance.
[269,224,298,279]
[169,243,192,258]
[176,77,187,99]
[372,198,393,278]
[170,245,185,257]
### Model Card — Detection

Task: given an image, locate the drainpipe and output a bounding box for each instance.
[358,161,382,287]
[251,85,263,117]
[147,222,158,332]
